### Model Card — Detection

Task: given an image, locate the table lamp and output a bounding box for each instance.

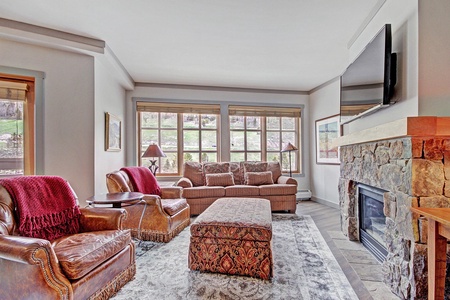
[142,143,166,175]
[281,142,298,177]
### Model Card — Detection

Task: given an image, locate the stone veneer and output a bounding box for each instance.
[339,136,450,299]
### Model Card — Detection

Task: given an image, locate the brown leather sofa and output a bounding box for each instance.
[0,184,136,300]
[106,169,190,242]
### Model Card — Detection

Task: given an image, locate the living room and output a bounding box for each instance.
[1,0,450,299]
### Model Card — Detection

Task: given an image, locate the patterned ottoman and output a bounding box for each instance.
[188,197,273,280]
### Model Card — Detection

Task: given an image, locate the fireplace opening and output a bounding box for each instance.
[358,183,388,263]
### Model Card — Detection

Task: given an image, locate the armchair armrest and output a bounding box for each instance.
[161,186,183,199]
[277,175,298,185]
[176,177,193,188]
[79,207,127,231]
[0,235,72,298]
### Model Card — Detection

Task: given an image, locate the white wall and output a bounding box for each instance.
[418,0,450,116]
[309,79,341,207]
[0,38,95,203]
[93,54,128,198]
[126,85,310,190]
[309,0,419,206]
[344,0,419,134]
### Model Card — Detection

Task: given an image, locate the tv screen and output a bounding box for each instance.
[340,24,396,124]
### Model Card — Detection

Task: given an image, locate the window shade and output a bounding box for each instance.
[0,81,28,101]
[137,102,220,114]
[229,105,301,118]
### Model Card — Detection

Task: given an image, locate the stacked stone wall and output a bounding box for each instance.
[339,137,450,299]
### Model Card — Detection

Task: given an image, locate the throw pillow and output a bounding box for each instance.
[245,171,274,186]
[205,172,235,187]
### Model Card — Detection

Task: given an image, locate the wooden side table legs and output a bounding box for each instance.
[428,219,447,300]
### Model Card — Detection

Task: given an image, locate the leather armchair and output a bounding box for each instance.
[0,184,136,300]
[106,170,190,242]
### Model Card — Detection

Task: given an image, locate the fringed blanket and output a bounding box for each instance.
[120,167,161,196]
[0,176,80,241]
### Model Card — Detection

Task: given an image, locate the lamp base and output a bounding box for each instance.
[148,160,158,176]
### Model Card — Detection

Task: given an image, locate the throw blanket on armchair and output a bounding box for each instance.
[0,176,81,241]
[120,166,161,196]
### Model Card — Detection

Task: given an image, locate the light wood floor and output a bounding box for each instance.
[297,200,399,300]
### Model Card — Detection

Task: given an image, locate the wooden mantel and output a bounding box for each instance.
[334,117,450,147]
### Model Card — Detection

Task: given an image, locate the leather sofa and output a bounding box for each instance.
[106,169,190,242]
[176,161,298,215]
[0,183,135,300]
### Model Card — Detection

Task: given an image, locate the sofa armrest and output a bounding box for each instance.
[161,186,183,199]
[277,175,298,185]
[176,177,193,188]
[79,207,127,231]
[0,235,72,298]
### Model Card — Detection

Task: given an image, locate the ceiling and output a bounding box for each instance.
[0,0,381,91]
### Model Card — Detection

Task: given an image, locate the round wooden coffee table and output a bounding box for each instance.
[86,192,144,208]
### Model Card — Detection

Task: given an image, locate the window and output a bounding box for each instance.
[137,102,220,175]
[0,75,35,177]
[136,102,301,176]
[229,106,301,173]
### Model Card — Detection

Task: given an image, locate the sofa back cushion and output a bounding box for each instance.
[229,162,243,185]
[183,162,204,187]
[203,162,230,174]
[267,161,282,182]
[242,161,268,184]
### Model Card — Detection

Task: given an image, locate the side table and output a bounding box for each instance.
[87,192,144,208]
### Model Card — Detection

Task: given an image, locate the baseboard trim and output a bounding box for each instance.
[310,196,339,210]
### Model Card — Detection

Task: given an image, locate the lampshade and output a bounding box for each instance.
[142,143,166,158]
[281,142,298,152]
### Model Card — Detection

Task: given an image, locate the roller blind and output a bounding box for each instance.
[137,101,220,114]
[0,81,28,101]
[229,105,301,118]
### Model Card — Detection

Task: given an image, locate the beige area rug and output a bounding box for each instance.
[112,214,358,300]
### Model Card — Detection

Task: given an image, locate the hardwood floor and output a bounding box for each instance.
[297,200,399,300]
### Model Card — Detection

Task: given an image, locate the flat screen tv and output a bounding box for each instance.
[340,24,397,124]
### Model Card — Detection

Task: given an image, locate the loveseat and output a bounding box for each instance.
[176,161,297,215]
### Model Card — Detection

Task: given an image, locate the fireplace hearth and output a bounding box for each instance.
[358,183,388,263]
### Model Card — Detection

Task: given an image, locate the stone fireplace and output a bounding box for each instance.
[338,117,450,299]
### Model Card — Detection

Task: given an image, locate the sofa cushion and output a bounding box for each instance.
[229,162,243,185]
[205,172,235,187]
[267,161,282,183]
[183,162,204,186]
[242,162,268,184]
[203,162,230,174]
[182,186,225,199]
[245,171,274,186]
[161,198,189,216]
[52,230,131,280]
[259,184,298,196]
[225,185,260,197]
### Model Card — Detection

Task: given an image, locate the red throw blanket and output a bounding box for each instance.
[120,166,161,196]
[0,176,81,241]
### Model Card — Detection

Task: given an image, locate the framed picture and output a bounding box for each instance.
[105,112,121,151]
[315,114,340,164]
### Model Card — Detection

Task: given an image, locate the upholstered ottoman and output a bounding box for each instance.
[188,197,273,280]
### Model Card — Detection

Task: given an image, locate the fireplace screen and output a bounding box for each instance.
[358,184,388,262]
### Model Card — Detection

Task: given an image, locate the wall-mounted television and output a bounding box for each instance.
[340,24,397,124]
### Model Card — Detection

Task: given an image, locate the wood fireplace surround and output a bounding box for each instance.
[337,117,450,299]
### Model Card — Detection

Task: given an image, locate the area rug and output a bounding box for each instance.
[112,214,358,300]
